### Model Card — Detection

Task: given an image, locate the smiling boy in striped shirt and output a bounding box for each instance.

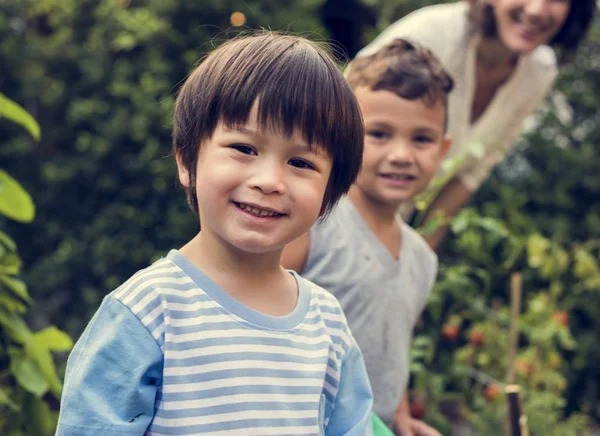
[56,32,373,436]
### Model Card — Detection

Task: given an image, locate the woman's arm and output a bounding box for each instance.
[424,71,556,251]
[420,177,473,251]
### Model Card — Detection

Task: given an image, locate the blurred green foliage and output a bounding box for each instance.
[409,17,600,432]
[0,95,73,436]
[1,0,600,432]
[0,0,328,336]
[474,31,600,421]
[411,209,599,434]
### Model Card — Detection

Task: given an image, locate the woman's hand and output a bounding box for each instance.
[393,412,442,436]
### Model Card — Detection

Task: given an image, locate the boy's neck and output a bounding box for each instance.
[180,232,298,316]
[348,187,402,260]
[348,185,400,228]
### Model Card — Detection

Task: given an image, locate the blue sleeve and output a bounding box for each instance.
[326,338,374,436]
[56,295,163,436]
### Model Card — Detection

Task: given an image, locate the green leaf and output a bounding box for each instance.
[23,394,56,436]
[10,353,49,397]
[0,387,20,412]
[0,275,32,303]
[450,209,474,234]
[0,170,35,223]
[0,93,40,141]
[0,308,32,344]
[0,252,21,275]
[0,230,17,252]
[32,326,73,352]
[574,247,598,279]
[558,329,577,350]
[410,361,425,373]
[527,234,550,268]
[416,213,445,236]
[413,335,434,349]
[0,293,28,314]
[25,338,64,397]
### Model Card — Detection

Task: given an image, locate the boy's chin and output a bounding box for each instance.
[227,239,286,256]
[372,196,411,210]
[231,235,304,256]
[386,198,412,208]
[382,190,420,205]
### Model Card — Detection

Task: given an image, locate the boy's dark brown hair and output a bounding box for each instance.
[468,0,596,64]
[346,38,454,122]
[173,32,364,217]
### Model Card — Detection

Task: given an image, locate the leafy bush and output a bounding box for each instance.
[0,94,72,436]
[1,0,599,431]
[408,28,600,432]
[410,208,598,435]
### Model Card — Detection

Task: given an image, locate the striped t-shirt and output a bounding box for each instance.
[57,250,373,435]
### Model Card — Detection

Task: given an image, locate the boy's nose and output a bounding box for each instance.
[388,141,415,165]
[250,161,287,195]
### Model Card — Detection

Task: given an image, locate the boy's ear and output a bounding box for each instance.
[175,152,192,188]
[440,135,452,159]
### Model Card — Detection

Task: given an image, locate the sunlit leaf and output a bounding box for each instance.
[32,327,73,352]
[0,231,16,252]
[0,276,32,303]
[0,170,35,223]
[0,308,32,344]
[416,214,445,236]
[25,338,63,397]
[10,353,49,397]
[0,293,28,314]
[0,252,21,275]
[527,234,550,268]
[0,93,40,141]
[573,247,598,279]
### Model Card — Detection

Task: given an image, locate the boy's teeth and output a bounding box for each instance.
[238,203,277,217]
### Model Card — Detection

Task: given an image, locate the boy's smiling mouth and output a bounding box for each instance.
[233,202,286,218]
[379,172,417,181]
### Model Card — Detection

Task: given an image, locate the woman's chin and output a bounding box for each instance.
[502,35,545,55]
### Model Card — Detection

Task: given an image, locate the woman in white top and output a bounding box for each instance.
[357,0,595,250]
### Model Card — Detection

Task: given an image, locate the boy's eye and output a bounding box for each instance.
[366,130,389,141]
[413,135,435,146]
[230,144,257,155]
[289,158,316,170]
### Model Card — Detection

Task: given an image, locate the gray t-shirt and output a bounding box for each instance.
[302,197,437,425]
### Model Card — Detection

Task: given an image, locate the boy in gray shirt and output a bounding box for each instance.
[282,39,453,435]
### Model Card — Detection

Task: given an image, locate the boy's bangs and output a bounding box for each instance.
[216,41,358,156]
[173,33,364,217]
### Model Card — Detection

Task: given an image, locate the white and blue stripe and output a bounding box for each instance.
[57,249,372,435]
[111,250,357,435]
